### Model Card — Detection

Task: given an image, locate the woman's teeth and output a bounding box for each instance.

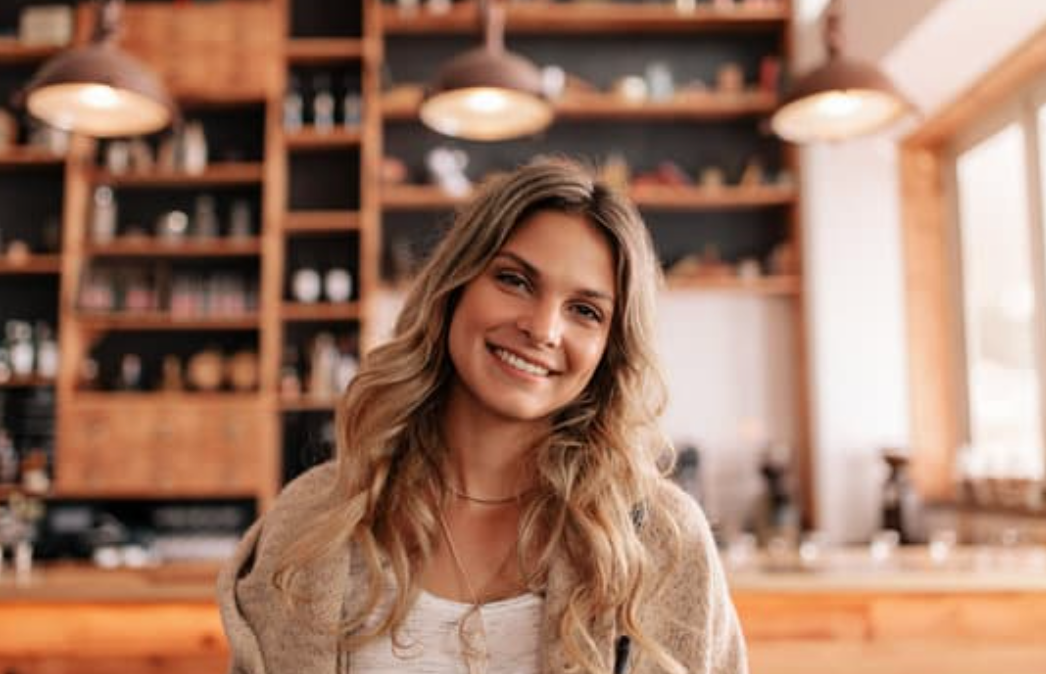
[494,348,549,377]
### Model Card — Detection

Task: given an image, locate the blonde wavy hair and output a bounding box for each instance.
[275,158,684,674]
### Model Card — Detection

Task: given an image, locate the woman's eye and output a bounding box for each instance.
[572,304,603,323]
[495,271,530,291]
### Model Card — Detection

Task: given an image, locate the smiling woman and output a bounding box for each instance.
[217,159,747,674]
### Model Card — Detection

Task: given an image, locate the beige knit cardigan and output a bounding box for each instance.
[217,462,748,674]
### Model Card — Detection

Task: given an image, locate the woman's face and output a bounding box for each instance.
[447,209,616,424]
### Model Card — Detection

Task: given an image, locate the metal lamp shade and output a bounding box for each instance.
[25,42,175,138]
[419,46,553,142]
[771,57,909,144]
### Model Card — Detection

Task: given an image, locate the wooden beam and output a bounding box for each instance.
[898,145,962,499]
[907,23,1046,149]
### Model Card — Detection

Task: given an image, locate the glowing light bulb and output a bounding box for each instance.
[78,84,122,109]
[464,89,510,114]
[815,91,862,118]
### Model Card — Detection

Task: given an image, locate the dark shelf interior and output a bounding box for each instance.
[289,150,361,210]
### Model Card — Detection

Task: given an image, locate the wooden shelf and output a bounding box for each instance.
[71,391,260,403]
[382,91,778,122]
[381,184,464,210]
[285,128,362,151]
[665,274,801,295]
[286,38,366,64]
[284,210,361,234]
[279,395,338,412]
[77,313,261,331]
[0,146,66,169]
[381,184,796,211]
[631,184,796,210]
[382,1,788,34]
[281,302,361,322]
[92,163,264,188]
[0,39,63,64]
[0,375,56,389]
[176,93,269,109]
[84,238,262,258]
[0,255,62,275]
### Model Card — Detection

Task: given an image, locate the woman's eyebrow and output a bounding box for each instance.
[494,251,614,304]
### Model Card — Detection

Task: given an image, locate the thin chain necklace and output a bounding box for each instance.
[446,481,531,505]
[437,507,490,674]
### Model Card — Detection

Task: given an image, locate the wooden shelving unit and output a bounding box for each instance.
[0,0,812,524]
[0,255,62,274]
[84,239,263,258]
[90,162,265,188]
[381,1,788,34]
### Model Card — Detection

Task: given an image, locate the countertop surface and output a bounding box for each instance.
[726,546,1046,592]
[0,561,222,601]
[3,546,1046,601]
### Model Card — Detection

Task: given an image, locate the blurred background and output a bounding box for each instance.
[1,0,1045,672]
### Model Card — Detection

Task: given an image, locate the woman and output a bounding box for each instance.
[218,159,747,674]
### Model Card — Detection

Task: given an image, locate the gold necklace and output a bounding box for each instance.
[446,481,531,505]
[437,507,490,674]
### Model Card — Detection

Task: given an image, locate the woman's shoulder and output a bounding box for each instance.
[262,460,341,528]
[642,477,718,561]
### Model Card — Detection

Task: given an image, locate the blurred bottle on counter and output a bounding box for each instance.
[881,448,922,544]
[753,444,799,545]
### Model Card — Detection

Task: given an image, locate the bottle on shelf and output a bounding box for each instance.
[0,428,18,485]
[90,186,118,244]
[116,353,144,391]
[312,74,336,133]
[33,322,57,380]
[284,75,304,132]
[182,121,209,175]
[881,449,921,544]
[193,194,220,240]
[341,75,362,129]
[7,321,34,378]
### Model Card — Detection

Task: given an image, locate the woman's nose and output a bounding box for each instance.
[517,302,563,347]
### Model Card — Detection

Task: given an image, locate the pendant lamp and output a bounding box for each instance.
[419,0,553,142]
[771,0,910,144]
[22,0,176,138]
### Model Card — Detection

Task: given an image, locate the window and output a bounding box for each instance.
[950,107,1046,481]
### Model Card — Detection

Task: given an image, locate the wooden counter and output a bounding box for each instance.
[1,549,1045,674]
[732,547,1046,674]
[0,563,227,674]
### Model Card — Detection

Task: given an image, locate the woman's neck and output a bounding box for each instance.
[441,390,544,501]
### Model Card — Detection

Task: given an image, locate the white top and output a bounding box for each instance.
[352,589,544,674]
